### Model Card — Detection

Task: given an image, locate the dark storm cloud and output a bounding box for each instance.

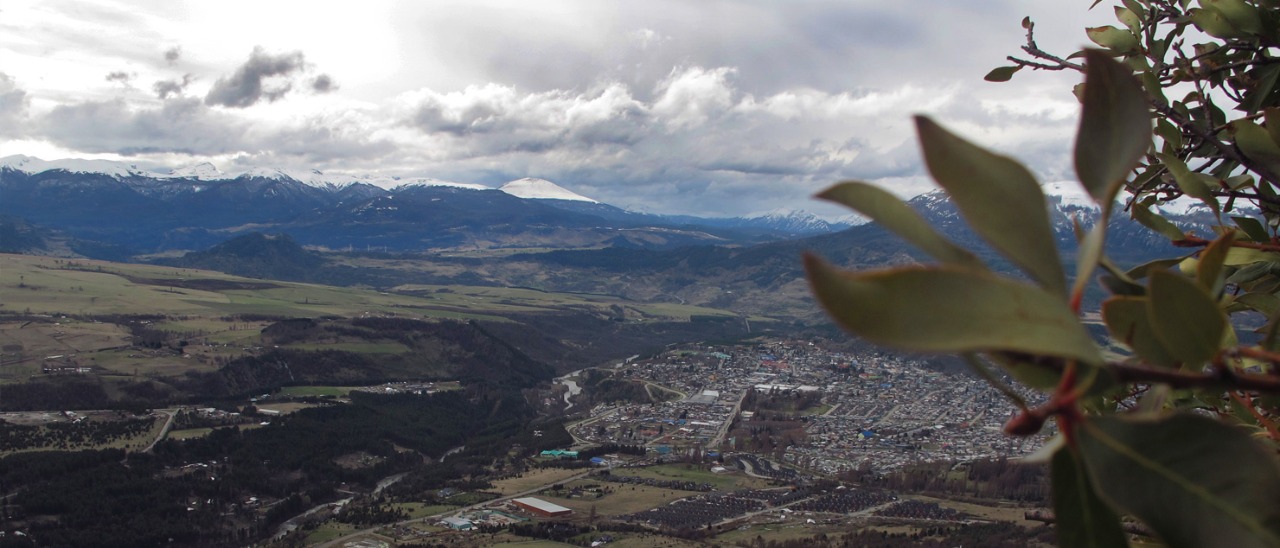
[35,96,394,165]
[163,46,181,65]
[105,71,132,84]
[0,72,29,137]
[41,97,245,155]
[205,47,307,108]
[311,74,336,93]
[153,74,194,99]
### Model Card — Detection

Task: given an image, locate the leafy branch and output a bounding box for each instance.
[807,2,1280,545]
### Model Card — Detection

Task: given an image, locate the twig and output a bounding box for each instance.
[1107,359,1280,392]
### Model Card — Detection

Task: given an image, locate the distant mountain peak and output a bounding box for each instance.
[736,208,848,234]
[499,178,599,203]
[394,177,490,191]
[0,154,153,179]
[169,162,221,179]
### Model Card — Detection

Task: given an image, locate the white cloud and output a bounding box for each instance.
[0,0,1116,216]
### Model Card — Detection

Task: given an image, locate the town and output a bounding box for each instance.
[563,338,1054,476]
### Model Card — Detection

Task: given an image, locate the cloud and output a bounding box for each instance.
[205,47,307,108]
[163,46,181,65]
[0,73,29,138]
[33,95,395,168]
[105,71,132,85]
[311,74,336,93]
[153,74,194,99]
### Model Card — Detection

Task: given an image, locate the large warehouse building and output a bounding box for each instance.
[512,497,572,517]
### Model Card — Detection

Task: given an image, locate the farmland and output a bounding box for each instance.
[0,253,755,403]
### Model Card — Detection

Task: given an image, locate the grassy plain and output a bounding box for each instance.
[0,253,746,385]
[388,502,459,519]
[540,481,702,516]
[609,464,766,491]
[491,468,589,496]
[167,427,214,440]
[278,385,361,398]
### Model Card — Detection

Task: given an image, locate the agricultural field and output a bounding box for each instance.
[0,254,752,402]
[609,464,767,491]
[1,253,742,328]
[537,480,704,516]
[278,385,362,398]
[491,468,591,496]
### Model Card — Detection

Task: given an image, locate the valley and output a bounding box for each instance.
[0,249,1058,547]
[0,160,1177,547]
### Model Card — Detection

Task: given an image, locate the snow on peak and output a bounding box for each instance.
[168,162,222,179]
[0,155,155,178]
[1042,181,1100,210]
[499,178,598,203]
[390,177,490,191]
[747,208,817,221]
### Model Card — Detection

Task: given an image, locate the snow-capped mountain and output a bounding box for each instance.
[737,209,856,235]
[0,154,156,179]
[499,178,599,203]
[0,155,828,257]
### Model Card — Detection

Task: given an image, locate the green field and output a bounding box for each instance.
[301,522,362,545]
[167,427,213,440]
[609,464,764,491]
[1,254,739,323]
[389,502,459,519]
[278,385,362,397]
[0,254,750,385]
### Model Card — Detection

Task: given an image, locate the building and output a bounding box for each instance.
[440,516,474,530]
[512,497,572,517]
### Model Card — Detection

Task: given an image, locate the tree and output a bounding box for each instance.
[806,2,1280,546]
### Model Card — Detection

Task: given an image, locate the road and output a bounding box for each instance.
[141,409,177,453]
[315,469,595,548]
[706,389,748,449]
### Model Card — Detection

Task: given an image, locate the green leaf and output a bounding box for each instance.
[1114,6,1141,32]
[1131,202,1185,240]
[1086,26,1139,53]
[1190,6,1251,39]
[984,65,1022,82]
[816,182,985,269]
[804,256,1100,363]
[1232,215,1270,242]
[1240,65,1280,115]
[1266,108,1280,147]
[1195,231,1235,292]
[1231,119,1280,176]
[1146,270,1227,365]
[1078,414,1280,548]
[1227,261,1280,286]
[915,116,1066,295]
[1199,0,1262,34]
[1072,220,1107,307]
[1076,50,1152,209]
[1156,152,1220,217]
[1102,296,1179,367]
[1124,256,1190,280]
[987,353,1065,391]
[1156,119,1183,152]
[1223,246,1280,266]
[1051,447,1128,548]
[1234,292,1280,316]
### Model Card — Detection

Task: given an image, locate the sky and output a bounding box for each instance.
[0,1,1113,218]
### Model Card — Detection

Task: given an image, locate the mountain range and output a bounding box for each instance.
[1,154,1222,321]
[0,155,852,257]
